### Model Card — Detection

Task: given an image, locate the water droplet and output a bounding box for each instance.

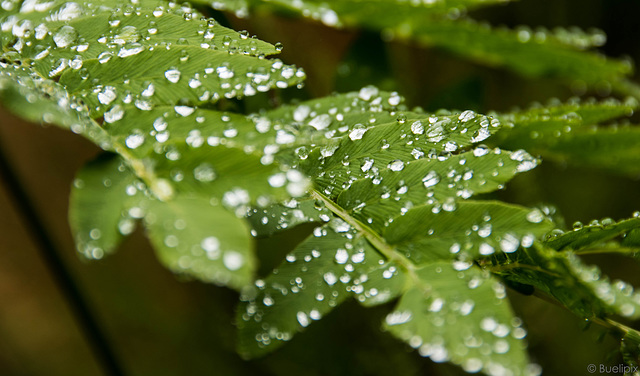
[293,105,311,122]
[358,86,379,101]
[458,110,476,123]
[411,121,424,135]
[308,114,331,131]
[104,105,124,123]
[320,9,339,26]
[174,106,194,117]
[165,68,181,83]
[429,298,444,312]
[526,209,545,223]
[335,249,349,264]
[471,128,491,143]
[479,243,495,255]
[223,251,244,270]
[500,233,520,253]
[98,86,117,105]
[388,160,404,171]
[297,311,310,327]
[349,126,367,140]
[444,141,458,152]
[385,310,412,325]
[125,132,144,149]
[323,272,337,286]
[53,25,77,48]
[453,260,472,271]
[194,163,216,182]
[201,236,220,252]
[422,171,440,188]
[388,92,401,106]
[442,197,456,212]
[478,224,492,238]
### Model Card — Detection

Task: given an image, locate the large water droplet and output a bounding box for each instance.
[165,68,181,83]
[53,25,77,48]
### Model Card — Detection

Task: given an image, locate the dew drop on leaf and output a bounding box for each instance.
[323,272,337,286]
[422,171,440,188]
[104,105,124,123]
[165,68,181,83]
[411,120,424,135]
[308,114,331,130]
[388,160,404,171]
[526,209,545,223]
[223,251,244,271]
[358,86,379,101]
[193,163,216,182]
[349,126,367,140]
[297,311,310,327]
[53,25,77,48]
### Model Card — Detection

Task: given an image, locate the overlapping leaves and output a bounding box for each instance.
[491,97,640,176]
[236,89,640,375]
[205,0,638,97]
[236,89,559,375]
[0,0,306,289]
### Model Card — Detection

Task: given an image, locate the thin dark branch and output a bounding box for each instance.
[0,131,125,376]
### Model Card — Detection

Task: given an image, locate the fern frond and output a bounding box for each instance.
[205,0,637,96]
[0,0,308,290]
[237,87,555,375]
[493,98,640,176]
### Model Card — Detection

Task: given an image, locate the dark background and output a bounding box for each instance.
[2,0,640,375]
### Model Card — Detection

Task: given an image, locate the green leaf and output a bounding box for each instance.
[69,152,263,290]
[246,197,332,237]
[2,1,305,116]
[562,252,640,320]
[491,98,640,175]
[236,223,393,357]
[145,195,255,289]
[302,110,502,199]
[205,0,516,27]
[492,243,640,320]
[525,126,640,176]
[69,153,144,259]
[407,19,633,91]
[336,147,538,232]
[620,329,640,374]
[383,201,554,263]
[495,98,638,133]
[211,1,636,96]
[545,216,640,252]
[97,104,308,203]
[0,65,101,134]
[384,261,531,374]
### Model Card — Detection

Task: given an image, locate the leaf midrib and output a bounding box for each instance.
[310,188,437,294]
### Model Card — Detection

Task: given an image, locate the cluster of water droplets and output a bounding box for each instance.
[0,62,111,145]
[0,0,306,115]
[247,198,333,236]
[383,262,538,376]
[72,167,146,260]
[239,225,399,349]
[564,252,640,319]
[506,96,638,145]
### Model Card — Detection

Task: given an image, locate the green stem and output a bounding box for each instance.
[573,247,639,256]
[310,189,431,292]
[485,261,563,278]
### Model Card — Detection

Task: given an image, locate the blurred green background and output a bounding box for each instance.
[2,0,640,375]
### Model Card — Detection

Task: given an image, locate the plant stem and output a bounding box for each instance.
[310,189,433,292]
[0,133,125,376]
